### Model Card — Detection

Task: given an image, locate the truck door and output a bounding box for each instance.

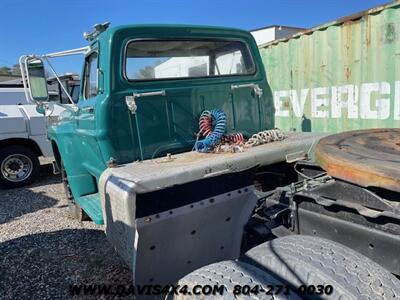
[123,39,262,160]
[76,49,104,175]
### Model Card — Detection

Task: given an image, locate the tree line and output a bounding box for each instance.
[0,64,21,76]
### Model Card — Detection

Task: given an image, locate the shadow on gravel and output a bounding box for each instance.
[29,162,61,188]
[0,229,133,299]
[0,163,59,224]
[0,189,57,224]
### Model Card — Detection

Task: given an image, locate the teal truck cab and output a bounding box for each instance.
[23,23,399,297]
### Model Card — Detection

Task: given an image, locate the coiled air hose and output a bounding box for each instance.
[195,109,227,152]
[222,132,245,144]
[195,109,285,152]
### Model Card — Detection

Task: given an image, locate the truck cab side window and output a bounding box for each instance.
[84,52,98,99]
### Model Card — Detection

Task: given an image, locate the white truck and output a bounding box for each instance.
[0,74,79,188]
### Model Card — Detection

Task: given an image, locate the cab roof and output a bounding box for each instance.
[96,24,254,43]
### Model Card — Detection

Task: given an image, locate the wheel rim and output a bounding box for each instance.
[1,154,33,182]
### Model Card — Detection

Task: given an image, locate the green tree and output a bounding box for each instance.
[0,66,11,75]
[134,58,166,79]
[135,66,155,79]
[11,64,21,75]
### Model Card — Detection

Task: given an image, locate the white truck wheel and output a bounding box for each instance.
[0,145,40,189]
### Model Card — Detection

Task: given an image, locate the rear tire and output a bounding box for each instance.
[173,260,298,299]
[61,161,89,222]
[242,235,400,299]
[0,145,40,189]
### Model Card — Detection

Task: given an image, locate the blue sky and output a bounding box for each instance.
[0,0,389,74]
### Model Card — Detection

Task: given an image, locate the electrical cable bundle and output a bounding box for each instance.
[244,129,286,147]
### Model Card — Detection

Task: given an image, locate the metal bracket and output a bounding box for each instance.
[52,161,60,175]
[83,22,111,41]
[125,90,166,114]
[231,83,263,97]
[286,150,308,163]
[106,157,118,168]
[125,96,137,114]
[253,85,263,97]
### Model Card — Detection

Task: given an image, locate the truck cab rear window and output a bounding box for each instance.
[125,40,255,81]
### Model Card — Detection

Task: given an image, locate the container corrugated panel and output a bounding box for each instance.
[260,1,400,132]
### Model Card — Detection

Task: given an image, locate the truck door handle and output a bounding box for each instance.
[80,106,94,113]
[231,83,263,97]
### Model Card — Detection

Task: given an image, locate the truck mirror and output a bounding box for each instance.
[25,57,49,103]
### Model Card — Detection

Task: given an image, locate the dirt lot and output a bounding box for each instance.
[0,161,133,299]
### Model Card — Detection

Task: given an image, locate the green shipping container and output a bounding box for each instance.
[260,1,400,132]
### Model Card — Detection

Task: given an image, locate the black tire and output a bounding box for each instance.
[173,260,299,300]
[60,161,89,222]
[242,235,400,299]
[0,145,40,189]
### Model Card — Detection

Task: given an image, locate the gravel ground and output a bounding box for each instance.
[0,160,133,299]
